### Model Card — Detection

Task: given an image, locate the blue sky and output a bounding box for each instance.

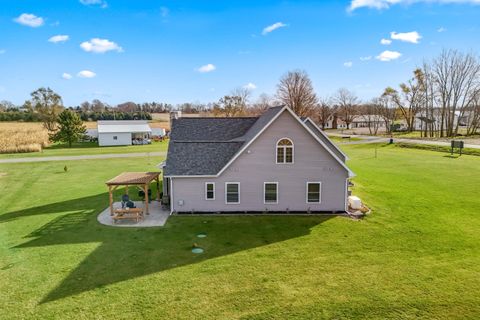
[1,0,479,106]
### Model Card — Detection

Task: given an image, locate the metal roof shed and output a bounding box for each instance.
[97,120,152,146]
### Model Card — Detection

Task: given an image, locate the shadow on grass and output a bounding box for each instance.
[5,193,334,304]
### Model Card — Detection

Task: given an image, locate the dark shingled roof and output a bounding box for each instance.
[170,117,257,141]
[164,106,285,176]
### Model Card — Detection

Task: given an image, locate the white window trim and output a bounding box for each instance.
[275,137,294,164]
[225,182,240,204]
[263,182,279,204]
[306,181,322,204]
[205,182,215,201]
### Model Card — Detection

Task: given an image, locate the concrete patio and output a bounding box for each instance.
[97,201,170,227]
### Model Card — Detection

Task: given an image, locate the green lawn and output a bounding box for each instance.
[1,144,479,319]
[0,140,168,159]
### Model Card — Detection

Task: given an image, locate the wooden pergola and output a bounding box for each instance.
[106,172,161,216]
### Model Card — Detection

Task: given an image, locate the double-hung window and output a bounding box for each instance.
[225,182,240,204]
[205,182,215,200]
[306,182,321,203]
[264,182,278,204]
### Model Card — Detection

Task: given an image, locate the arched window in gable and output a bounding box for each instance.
[276,138,294,163]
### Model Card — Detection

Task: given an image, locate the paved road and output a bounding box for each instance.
[328,133,480,149]
[0,151,167,164]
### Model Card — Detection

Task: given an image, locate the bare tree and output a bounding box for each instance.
[359,102,383,135]
[231,87,252,107]
[382,69,425,133]
[314,97,334,129]
[249,93,274,115]
[212,95,245,117]
[431,49,480,137]
[374,96,396,134]
[276,70,317,117]
[466,90,480,135]
[333,88,359,129]
[91,99,106,112]
[30,87,64,132]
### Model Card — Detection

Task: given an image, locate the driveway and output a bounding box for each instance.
[0,151,167,164]
[328,133,480,149]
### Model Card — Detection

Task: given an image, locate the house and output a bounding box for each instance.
[161,106,354,214]
[97,120,152,146]
[350,115,385,129]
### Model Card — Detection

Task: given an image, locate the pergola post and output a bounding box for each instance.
[144,183,149,215]
[108,185,113,216]
[155,177,160,201]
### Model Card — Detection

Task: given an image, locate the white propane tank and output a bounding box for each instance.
[348,196,362,210]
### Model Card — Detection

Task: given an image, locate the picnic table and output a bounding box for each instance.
[113,207,144,223]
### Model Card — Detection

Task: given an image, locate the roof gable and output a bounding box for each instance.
[303,118,349,161]
[164,106,354,177]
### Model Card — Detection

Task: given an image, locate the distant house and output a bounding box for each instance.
[97,120,152,146]
[161,106,354,214]
[350,115,385,129]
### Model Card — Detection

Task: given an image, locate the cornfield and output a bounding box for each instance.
[0,122,50,154]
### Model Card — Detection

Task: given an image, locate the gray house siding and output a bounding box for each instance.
[304,119,347,162]
[170,111,348,213]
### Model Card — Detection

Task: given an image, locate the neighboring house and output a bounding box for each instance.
[97,120,152,146]
[162,106,354,214]
[350,115,385,129]
[325,116,347,129]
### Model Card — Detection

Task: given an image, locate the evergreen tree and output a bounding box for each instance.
[51,110,86,147]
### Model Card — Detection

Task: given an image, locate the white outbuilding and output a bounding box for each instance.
[97,120,152,146]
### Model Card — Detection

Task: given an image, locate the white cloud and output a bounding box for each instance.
[380,38,392,45]
[376,50,402,61]
[62,73,73,80]
[243,82,257,90]
[196,64,216,73]
[48,35,69,43]
[80,0,108,8]
[77,70,96,78]
[348,0,480,11]
[262,22,288,35]
[80,38,123,53]
[160,6,169,17]
[14,13,44,28]
[343,61,353,68]
[391,31,422,43]
[360,56,372,61]
[437,27,447,32]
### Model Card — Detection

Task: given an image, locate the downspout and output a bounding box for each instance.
[169,177,174,215]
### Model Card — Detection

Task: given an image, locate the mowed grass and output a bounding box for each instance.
[0,140,168,159]
[0,144,479,319]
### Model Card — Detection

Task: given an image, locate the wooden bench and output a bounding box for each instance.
[113,208,144,223]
